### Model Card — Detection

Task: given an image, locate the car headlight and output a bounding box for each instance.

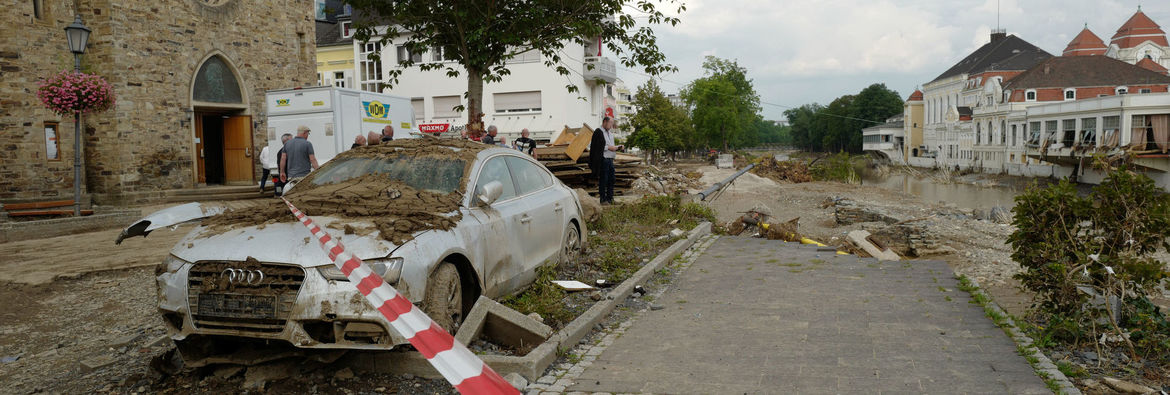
[316,257,404,283]
[162,255,189,273]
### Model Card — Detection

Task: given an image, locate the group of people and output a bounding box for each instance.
[258,125,322,197]
[255,118,620,203]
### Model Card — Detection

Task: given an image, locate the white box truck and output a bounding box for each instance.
[264,86,418,165]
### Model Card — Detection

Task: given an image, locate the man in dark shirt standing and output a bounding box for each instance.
[273,133,292,197]
[280,126,319,182]
[589,117,621,204]
[512,128,536,155]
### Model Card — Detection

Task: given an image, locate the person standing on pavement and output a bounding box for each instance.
[589,117,621,204]
[381,125,394,142]
[280,126,319,182]
[259,143,278,194]
[512,128,536,155]
[273,133,293,197]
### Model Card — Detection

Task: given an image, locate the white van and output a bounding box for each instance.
[265,86,417,165]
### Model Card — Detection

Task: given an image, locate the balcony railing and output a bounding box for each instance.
[583,56,617,83]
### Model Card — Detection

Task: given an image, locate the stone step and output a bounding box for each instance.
[164,192,271,204]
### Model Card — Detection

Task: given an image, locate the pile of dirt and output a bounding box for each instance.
[751,156,813,183]
[202,138,488,244]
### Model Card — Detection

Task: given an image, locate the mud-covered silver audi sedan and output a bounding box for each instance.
[118,139,585,362]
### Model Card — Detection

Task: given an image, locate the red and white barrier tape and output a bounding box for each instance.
[281,198,518,394]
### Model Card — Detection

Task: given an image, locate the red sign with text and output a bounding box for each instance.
[419,123,451,134]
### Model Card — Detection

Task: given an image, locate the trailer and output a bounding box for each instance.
[265,86,417,165]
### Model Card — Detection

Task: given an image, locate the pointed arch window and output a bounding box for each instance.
[193,56,243,104]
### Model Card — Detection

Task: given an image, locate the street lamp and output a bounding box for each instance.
[65,15,90,217]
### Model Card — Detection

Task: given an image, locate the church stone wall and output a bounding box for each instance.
[0,0,316,204]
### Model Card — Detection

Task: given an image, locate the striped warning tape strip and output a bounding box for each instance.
[281,198,518,394]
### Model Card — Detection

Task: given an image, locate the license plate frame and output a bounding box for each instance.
[197,294,278,319]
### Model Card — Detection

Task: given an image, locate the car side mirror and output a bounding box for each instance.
[477,181,504,207]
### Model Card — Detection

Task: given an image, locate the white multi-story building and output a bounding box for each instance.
[347,26,618,143]
[862,115,905,164]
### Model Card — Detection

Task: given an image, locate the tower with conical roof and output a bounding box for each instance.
[1105,7,1170,69]
[1063,25,1107,56]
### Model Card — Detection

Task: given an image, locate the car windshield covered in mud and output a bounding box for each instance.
[300,155,465,194]
[118,138,586,364]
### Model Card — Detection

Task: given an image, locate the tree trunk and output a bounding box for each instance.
[466,68,484,126]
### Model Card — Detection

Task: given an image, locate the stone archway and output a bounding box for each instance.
[190,53,253,185]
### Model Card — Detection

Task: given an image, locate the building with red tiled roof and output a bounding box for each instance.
[1137,57,1170,75]
[907,90,923,101]
[1063,27,1108,56]
[1105,8,1170,71]
[1111,9,1169,48]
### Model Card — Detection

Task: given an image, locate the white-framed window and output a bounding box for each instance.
[1116,86,1128,95]
[396,45,422,64]
[1064,89,1075,101]
[507,49,541,64]
[1004,90,1011,103]
[317,72,323,86]
[1025,89,1037,101]
[341,21,353,38]
[431,46,457,62]
[494,91,542,113]
[411,97,424,120]
[359,42,383,92]
[432,95,462,118]
[332,71,350,88]
[1140,88,1152,94]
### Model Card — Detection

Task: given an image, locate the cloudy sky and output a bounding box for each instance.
[620,0,1170,120]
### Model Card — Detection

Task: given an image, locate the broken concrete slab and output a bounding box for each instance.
[455,296,553,353]
[80,355,116,373]
[242,360,297,390]
[504,372,528,390]
[108,334,139,349]
[1102,377,1154,394]
[847,230,900,261]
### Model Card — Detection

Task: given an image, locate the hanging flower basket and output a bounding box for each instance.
[37,70,116,116]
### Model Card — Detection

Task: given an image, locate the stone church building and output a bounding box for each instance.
[0,0,317,204]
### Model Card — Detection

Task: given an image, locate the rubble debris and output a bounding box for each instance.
[846,230,900,261]
[865,223,941,257]
[504,372,529,390]
[526,312,544,323]
[333,367,356,380]
[989,206,1012,224]
[242,360,297,390]
[1102,377,1155,394]
[669,228,686,238]
[833,199,904,225]
[80,355,116,373]
[751,156,813,183]
[1,355,20,363]
[455,296,553,357]
[537,127,644,194]
[594,279,614,288]
[650,304,665,311]
[551,280,594,291]
[213,365,244,379]
[108,334,139,349]
[726,210,802,243]
[575,188,602,222]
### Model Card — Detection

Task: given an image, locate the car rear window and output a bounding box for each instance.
[305,155,466,194]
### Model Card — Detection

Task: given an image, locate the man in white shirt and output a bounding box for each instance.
[259,143,278,194]
[588,117,622,204]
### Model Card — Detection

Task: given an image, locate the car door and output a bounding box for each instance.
[464,155,527,297]
[504,156,564,272]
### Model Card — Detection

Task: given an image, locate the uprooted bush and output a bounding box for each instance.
[808,152,861,183]
[1009,165,1170,363]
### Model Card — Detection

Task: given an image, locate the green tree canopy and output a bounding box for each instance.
[347,0,685,124]
[683,57,761,150]
[628,79,693,157]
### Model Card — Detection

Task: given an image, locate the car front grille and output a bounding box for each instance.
[187,261,305,334]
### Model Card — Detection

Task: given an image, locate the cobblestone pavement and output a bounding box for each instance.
[556,236,1051,394]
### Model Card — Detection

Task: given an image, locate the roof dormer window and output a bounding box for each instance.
[341,21,353,39]
[1064,89,1075,101]
[1025,89,1037,102]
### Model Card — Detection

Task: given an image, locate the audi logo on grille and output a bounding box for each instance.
[221,268,265,285]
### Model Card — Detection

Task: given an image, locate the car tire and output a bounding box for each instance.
[423,262,463,334]
[559,222,582,265]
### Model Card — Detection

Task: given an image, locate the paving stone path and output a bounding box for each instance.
[564,236,1051,394]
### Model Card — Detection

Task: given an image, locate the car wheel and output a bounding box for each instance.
[559,222,581,265]
[423,263,463,334]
